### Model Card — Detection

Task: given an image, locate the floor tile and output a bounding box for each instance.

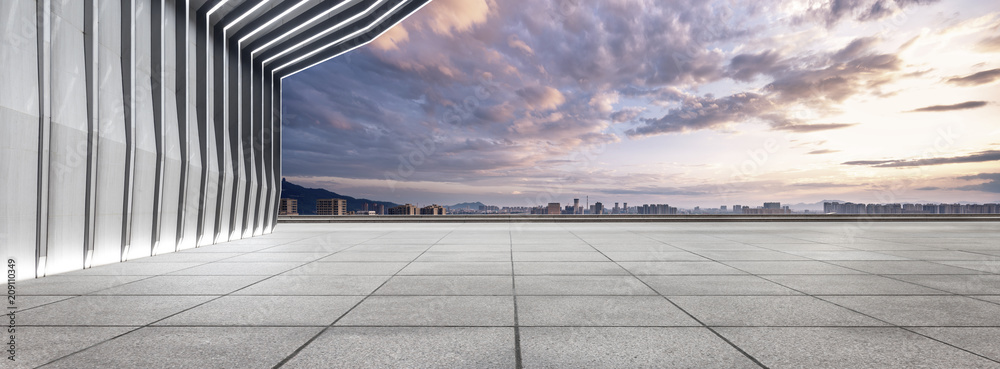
[155,296,364,326]
[515,276,657,295]
[281,262,409,276]
[717,327,1000,368]
[517,296,698,326]
[670,296,886,326]
[9,326,135,369]
[911,327,1000,361]
[20,295,213,326]
[398,262,512,275]
[641,275,800,295]
[43,327,322,369]
[336,296,514,326]
[824,296,1000,326]
[282,327,515,369]
[232,276,390,295]
[91,276,268,295]
[618,261,746,275]
[513,262,628,275]
[724,261,865,274]
[520,327,760,368]
[761,275,946,295]
[374,276,513,295]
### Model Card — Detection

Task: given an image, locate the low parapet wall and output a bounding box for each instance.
[278,214,1000,223]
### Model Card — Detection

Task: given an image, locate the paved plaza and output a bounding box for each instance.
[12,221,1000,368]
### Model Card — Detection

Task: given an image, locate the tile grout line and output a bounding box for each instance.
[13,235,319,315]
[36,231,393,368]
[568,227,771,369]
[270,226,460,369]
[509,223,523,369]
[723,233,1000,365]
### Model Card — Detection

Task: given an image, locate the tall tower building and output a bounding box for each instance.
[574,198,580,214]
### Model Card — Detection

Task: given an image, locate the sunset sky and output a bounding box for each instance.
[282,0,1000,208]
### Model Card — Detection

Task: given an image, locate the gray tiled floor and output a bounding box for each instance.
[13,221,1000,368]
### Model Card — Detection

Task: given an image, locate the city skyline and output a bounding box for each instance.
[283,0,1000,209]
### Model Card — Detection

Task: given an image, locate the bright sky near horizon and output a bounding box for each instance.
[282,0,1000,208]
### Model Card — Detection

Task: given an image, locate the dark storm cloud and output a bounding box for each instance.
[907,101,988,112]
[843,150,1000,167]
[832,37,879,61]
[792,0,940,27]
[625,93,774,137]
[727,50,783,82]
[947,69,1000,87]
[773,123,858,133]
[629,36,905,137]
[807,149,841,154]
[955,173,1000,193]
[610,107,644,123]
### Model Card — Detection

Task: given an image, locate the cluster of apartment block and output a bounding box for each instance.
[386,204,446,215]
[824,202,1000,214]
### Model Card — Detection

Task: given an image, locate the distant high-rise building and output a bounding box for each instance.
[279,198,298,215]
[478,205,500,213]
[574,198,581,214]
[316,198,347,215]
[733,205,741,214]
[623,203,628,214]
[613,202,620,214]
[721,205,727,211]
[637,204,676,215]
[547,203,562,215]
[594,202,605,215]
[420,205,446,215]
[387,204,419,215]
[763,202,781,209]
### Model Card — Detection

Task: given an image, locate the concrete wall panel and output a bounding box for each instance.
[0,0,40,276]
[2,0,426,279]
[45,4,89,275]
[92,2,127,267]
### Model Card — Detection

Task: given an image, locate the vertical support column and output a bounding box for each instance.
[272,75,281,231]
[252,60,264,235]
[35,0,51,277]
[211,26,228,243]
[194,5,210,245]
[174,0,190,250]
[120,0,137,260]
[261,67,274,233]
[240,49,255,238]
[83,0,100,268]
[227,41,242,240]
[150,0,166,255]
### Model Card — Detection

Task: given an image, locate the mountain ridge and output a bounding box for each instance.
[280,179,401,215]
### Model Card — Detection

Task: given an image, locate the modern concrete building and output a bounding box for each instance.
[386,204,418,215]
[278,198,297,215]
[0,0,429,278]
[316,198,346,215]
[419,204,445,215]
[547,202,561,215]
